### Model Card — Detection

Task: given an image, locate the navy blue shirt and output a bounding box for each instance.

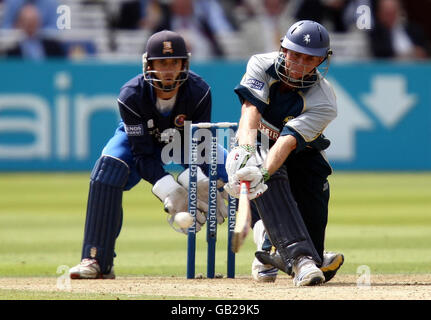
[117,71,211,184]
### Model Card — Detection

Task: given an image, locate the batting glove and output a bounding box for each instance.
[225,145,258,178]
[224,166,269,200]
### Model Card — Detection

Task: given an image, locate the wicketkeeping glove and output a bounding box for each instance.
[152,174,206,234]
[177,167,228,224]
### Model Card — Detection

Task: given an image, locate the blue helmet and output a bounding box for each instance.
[275,20,332,88]
[282,20,331,57]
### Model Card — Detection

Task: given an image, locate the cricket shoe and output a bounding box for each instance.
[292,256,325,287]
[255,250,292,275]
[320,251,344,283]
[251,257,278,282]
[69,258,115,279]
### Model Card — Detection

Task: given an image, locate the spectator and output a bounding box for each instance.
[294,0,349,32]
[116,0,162,31]
[1,0,59,30]
[216,0,248,31]
[64,40,97,60]
[369,0,429,59]
[156,0,234,60]
[4,3,65,60]
[258,0,289,52]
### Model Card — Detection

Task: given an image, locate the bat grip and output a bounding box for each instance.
[240,181,250,194]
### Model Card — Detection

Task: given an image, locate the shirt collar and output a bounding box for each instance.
[265,63,279,80]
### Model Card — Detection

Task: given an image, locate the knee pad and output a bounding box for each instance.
[90,155,130,187]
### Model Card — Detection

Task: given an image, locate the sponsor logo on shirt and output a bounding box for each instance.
[125,124,144,136]
[246,78,265,90]
[258,120,280,141]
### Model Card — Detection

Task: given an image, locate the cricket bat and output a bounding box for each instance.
[231,181,251,253]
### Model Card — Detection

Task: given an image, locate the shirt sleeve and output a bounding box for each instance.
[281,102,337,152]
[117,87,168,185]
[280,80,337,152]
[234,55,271,114]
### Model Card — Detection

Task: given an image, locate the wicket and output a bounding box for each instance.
[187,122,238,279]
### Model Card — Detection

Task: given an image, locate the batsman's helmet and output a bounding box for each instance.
[142,30,191,92]
[275,20,332,88]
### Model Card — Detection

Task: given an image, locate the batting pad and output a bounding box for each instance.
[81,156,129,274]
[253,167,322,267]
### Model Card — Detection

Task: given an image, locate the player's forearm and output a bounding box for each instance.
[264,135,297,175]
[237,101,261,147]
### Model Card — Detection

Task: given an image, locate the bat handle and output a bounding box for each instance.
[240,181,250,194]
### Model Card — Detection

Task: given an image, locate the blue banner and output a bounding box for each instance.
[0,60,429,171]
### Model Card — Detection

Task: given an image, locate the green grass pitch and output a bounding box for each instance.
[0,172,430,279]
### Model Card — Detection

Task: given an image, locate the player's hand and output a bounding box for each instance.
[178,168,227,224]
[224,166,268,200]
[225,145,257,178]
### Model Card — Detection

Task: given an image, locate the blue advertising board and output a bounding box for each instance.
[0,60,429,171]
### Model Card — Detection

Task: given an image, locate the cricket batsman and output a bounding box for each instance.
[225,20,344,286]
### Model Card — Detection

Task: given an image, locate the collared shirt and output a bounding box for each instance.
[117,71,211,184]
[234,51,337,152]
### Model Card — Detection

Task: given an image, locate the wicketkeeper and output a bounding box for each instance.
[69,30,228,279]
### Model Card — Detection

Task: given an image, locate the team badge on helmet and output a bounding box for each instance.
[174,114,186,127]
[303,34,311,44]
[163,41,173,54]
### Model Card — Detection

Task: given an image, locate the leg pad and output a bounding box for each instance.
[81,156,129,274]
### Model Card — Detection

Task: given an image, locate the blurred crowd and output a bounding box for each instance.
[0,0,429,61]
